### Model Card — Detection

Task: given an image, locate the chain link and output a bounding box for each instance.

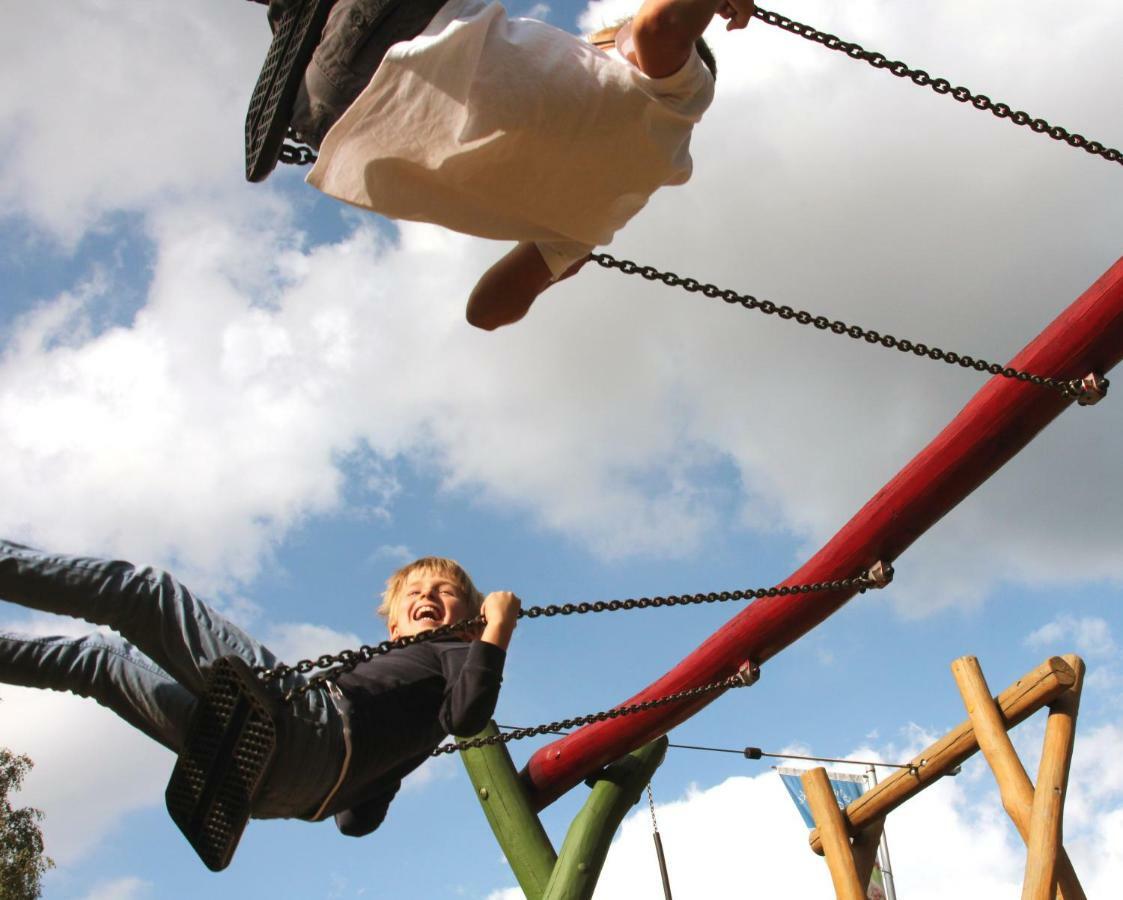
[432,670,753,755]
[752,7,1122,168]
[255,567,889,697]
[278,141,317,167]
[591,253,1096,400]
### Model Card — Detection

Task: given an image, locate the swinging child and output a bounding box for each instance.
[0,540,519,839]
[253,0,756,328]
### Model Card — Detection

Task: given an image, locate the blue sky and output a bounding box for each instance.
[2,1,1122,897]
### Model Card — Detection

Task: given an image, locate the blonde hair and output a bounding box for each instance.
[378,557,484,622]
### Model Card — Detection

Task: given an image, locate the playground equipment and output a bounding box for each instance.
[168,2,1121,884]
[801,654,1086,900]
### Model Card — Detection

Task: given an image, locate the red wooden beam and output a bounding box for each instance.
[522,256,1123,810]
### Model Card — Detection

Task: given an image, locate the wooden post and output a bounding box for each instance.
[810,656,1076,853]
[851,818,885,890]
[951,657,1086,900]
[542,738,668,900]
[1022,657,1085,900]
[460,722,558,899]
[802,767,865,900]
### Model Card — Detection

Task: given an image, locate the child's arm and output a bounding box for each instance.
[632,0,755,78]
[479,590,521,650]
[438,592,521,736]
[334,785,399,837]
[466,244,589,331]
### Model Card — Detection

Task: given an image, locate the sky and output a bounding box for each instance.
[1,0,1121,897]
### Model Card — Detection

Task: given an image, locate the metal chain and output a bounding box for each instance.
[432,669,754,755]
[591,253,1102,401]
[278,142,317,166]
[255,566,890,697]
[279,129,317,167]
[753,6,1122,168]
[647,783,660,832]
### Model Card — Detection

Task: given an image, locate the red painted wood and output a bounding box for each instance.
[523,257,1123,811]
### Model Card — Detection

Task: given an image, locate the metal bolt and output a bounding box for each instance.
[1075,372,1109,406]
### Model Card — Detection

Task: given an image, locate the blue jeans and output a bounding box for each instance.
[0,541,345,820]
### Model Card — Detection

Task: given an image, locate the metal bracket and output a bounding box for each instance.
[864,560,895,590]
[736,661,762,686]
[1074,372,1109,406]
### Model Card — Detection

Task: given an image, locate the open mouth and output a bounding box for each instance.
[412,604,443,624]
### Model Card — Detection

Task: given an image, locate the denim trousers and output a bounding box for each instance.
[0,540,345,820]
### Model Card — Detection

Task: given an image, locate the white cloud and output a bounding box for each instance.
[1025,615,1116,658]
[0,684,172,864]
[262,622,363,667]
[402,752,460,794]
[373,544,415,564]
[80,876,154,900]
[519,3,552,22]
[2,0,1121,613]
[0,0,268,242]
[583,714,1123,898]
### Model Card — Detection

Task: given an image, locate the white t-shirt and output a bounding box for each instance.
[306,0,715,276]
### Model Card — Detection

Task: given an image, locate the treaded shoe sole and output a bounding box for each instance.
[245,0,335,182]
[166,656,279,871]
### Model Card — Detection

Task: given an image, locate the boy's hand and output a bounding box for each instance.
[717,0,755,31]
[480,591,521,650]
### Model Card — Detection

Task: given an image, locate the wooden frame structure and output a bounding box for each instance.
[802,653,1086,900]
[523,258,1123,810]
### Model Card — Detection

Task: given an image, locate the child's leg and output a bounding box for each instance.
[0,630,195,752]
[290,0,450,147]
[0,541,279,697]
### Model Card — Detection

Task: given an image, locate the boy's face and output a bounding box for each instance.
[387,568,471,640]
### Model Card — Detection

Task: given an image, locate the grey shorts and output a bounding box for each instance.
[291,0,451,148]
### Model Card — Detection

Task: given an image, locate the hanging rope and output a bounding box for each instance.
[256,563,892,697]
[752,6,1122,168]
[591,252,1110,405]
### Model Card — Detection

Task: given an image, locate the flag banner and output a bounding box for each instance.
[776,768,887,899]
[867,861,887,900]
[776,767,868,828]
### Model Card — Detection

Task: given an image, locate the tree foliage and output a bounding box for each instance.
[0,747,52,900]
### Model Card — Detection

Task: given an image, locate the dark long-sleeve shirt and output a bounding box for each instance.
[324,636,506,835]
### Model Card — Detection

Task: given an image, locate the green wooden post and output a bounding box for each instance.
[459,722,558,899]
[542,737,670,900]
